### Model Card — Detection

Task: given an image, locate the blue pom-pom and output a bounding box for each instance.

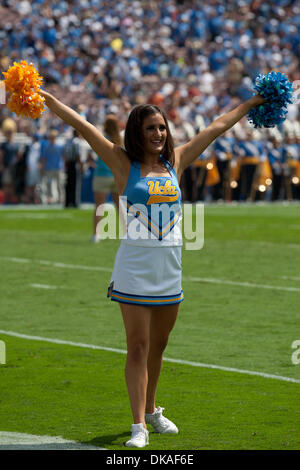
[247,71,294,128]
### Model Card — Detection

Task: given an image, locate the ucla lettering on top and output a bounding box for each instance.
[146,179,179,204]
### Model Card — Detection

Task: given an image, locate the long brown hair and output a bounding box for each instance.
[124,104,175,166]
[103,114,122,146]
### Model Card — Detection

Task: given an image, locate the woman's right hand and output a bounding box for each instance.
[39,89,53,105]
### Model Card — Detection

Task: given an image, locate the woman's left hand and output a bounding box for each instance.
[250,94,268,107]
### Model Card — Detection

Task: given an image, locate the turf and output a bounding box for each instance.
[1,335,299,450]
[0,203,300,449]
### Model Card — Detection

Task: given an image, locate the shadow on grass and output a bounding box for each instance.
[82,431,130,449]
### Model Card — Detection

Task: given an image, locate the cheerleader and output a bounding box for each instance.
[37,89,265,447]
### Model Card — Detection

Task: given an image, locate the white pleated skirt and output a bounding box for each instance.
[107,240,184,306]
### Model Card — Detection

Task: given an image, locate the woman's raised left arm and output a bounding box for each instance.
[175,95,266,177]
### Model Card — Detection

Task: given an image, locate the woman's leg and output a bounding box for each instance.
[146,304,179,414]
[111,192,119,208]
[93,191,107,236]
[120,303,152,427]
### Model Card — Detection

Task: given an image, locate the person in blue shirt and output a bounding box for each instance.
[282,134,299,201]
[296,136,300,200]
[267,136,284,201]
[212,131,234,201]
[63,129,82,208]
[236,129,263,201]
[24,133,42,204]
[0,119,20,204]
[91,114,122,242]
[40,129,64,204]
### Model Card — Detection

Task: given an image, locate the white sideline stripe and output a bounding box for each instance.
[0,330,299,385]
[0,432,105,450]
[1,256,300,293]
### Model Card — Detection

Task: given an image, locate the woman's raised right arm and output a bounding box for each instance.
[39,90,127,176]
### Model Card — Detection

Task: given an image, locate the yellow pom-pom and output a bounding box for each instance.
[2,60,45,119]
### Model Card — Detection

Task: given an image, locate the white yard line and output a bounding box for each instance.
[183,276,300,293]
[282,276,300,282]
[0,256,111,273]
[0,329,299,385]
[2,213,73,219]
[1,256,300,293]
[30,284,59,290]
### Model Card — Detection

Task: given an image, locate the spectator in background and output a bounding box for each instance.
[0,0,299,204]
[267,135,284,201]
[80,151,96,205]
[63,129,82,208]
[91,114,122,243]
[236,128,262,202]
[282,134,299,201]
[24,133,42,204]
[295,136,300,201]
[40,129,64,204]
[211,130,234,201]
[15,138,29,203]
[0,118,20,204]
[1,0,298,141]
[227,57,245,96]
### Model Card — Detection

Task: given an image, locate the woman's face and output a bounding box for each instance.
[141,113,167,157]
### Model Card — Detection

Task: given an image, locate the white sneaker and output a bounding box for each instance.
[145,407,178,434]
[125,423,149,448]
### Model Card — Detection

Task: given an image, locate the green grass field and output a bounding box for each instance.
[0,203,300,450]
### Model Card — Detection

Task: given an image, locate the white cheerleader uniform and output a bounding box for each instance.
[107,155,184,306]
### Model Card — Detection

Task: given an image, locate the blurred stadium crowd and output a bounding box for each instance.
[0,0,299,205]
